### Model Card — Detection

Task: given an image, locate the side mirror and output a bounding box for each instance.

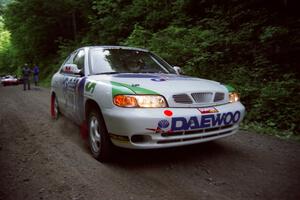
[62,64,83,76]
[173,66,182,75]
[75,70,84,76]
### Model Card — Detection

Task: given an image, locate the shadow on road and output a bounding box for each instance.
[56,115,244,166]
[53,114,246,169]
[107,139,242,168]
[30,87,42,91]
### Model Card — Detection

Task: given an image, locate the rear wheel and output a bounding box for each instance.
[88,110,113,162]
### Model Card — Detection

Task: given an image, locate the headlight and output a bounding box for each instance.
[229,92,240,103]
[113,95,167,108]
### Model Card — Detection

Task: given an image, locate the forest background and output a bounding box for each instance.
[0,0,299,139]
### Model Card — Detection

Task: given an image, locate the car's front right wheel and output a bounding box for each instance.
[88,109,113,162]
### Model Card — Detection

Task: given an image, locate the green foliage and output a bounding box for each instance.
[122,1,300,136]
[122,25,152,47]
[242,122,300,142]
[259,26,289,42]
[246,75,300,133]
[0,17,9,51]
[0,0,12,15]
[0,16,16,73]
[3,0,92,65]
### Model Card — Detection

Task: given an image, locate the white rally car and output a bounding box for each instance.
[51,46,245,162]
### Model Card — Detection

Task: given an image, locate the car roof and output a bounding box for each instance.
[85,45,149,52]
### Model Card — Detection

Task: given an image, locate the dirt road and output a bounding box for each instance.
[0,85,299,200]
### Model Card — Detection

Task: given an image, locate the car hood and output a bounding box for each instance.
[89,73,229,107]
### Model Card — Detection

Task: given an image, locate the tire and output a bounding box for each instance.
[88,109,113,162]
[51,94,59,120]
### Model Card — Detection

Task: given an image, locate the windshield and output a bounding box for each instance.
[89,48,176,75]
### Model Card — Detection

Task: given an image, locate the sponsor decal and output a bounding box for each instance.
[171,111,240,131]
[146,119,171,134]
[146,111,241,134]
[158,120,169,128]
[85,81,96,93]
[164,110,173,117]
[62,76,79,109]
[64,66,71,72]
[75,77,87,122]
[151,78,166,82]
[62,76,86,121]
[76,77,86,94]
[63,76,79,91]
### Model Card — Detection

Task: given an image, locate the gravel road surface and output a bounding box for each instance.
[0,85,299,200]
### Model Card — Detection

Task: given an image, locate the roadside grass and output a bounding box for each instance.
[241,122,300,142]
[39,76,52,88]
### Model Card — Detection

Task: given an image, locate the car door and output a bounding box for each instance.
[59,50,84,121]
[54,53,76,115]
[56,48,86,124]
[70,49,87,123]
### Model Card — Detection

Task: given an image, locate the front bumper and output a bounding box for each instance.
[103,102,245,149]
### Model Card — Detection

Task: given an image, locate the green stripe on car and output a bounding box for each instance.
[111,81,135,97]
[111,81,159,96]
[224,85,235,92]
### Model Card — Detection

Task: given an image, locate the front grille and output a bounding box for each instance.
[191,92,213,103]
[173,91,225,105]
[214,92,225,102]
[173,94,193,104]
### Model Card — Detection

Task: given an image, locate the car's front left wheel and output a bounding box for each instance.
[88,109,113,162]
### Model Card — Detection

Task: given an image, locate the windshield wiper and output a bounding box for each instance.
[131,71,161,74]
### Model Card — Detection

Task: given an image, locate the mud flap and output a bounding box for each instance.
[80,120,88,139]
[50,95,55,119]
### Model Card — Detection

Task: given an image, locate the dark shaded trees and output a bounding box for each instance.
[3,0,92,63]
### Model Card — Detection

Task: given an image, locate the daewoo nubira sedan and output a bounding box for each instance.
[51,46,245,162]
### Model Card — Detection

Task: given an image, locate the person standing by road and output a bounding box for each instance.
[33,64,39,86]
[22,63,31,90]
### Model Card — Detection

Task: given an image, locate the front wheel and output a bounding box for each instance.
[88,110,113,162]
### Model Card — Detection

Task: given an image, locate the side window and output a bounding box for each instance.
[64,55,74,65]
[59,50,85,75]
[73,50,85,71]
